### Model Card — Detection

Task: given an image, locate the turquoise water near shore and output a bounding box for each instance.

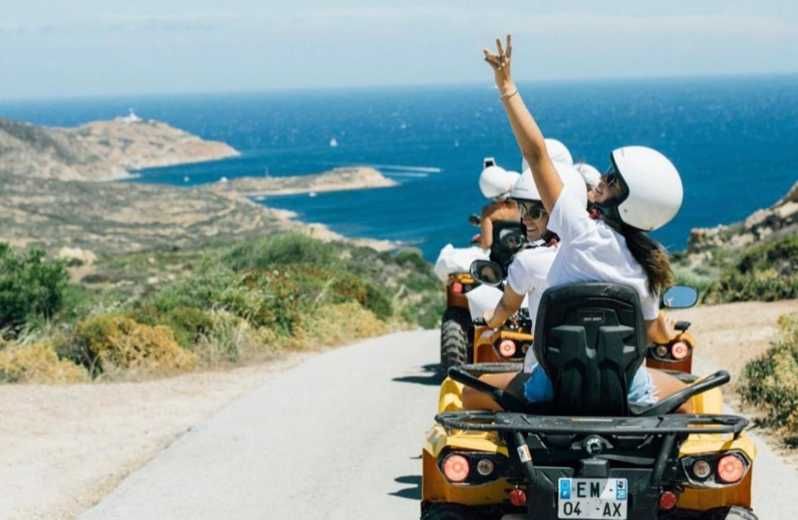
[2,76,796,259]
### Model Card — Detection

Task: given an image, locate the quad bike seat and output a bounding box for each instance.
[449,282,730,418]
[532,283,647,417]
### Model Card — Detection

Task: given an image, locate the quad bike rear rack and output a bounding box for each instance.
[436,411,748,436]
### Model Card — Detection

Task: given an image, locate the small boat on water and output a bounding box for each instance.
[329,137,338,148]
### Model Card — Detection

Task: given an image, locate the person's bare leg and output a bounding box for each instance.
[461,372,519,411]
[647,368,693,413]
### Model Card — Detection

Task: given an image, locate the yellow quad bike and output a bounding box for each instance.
[421,283,757,520]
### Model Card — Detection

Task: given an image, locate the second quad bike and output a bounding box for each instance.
[421,283,757,520]
[440,220,530,372]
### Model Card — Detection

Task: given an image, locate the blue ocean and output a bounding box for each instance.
[2,76,796,260]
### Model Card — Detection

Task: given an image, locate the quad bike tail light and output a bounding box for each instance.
[441,454,470,483]
[451,282,464,294]
[681,451,750,487]
[498,339,517,358]
[671,342,690,360]
[655,345,670,358]
[717,454,746,484]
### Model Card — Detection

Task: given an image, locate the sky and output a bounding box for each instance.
[1,0,797,100]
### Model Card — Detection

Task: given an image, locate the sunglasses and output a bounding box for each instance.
[519,201,547,220]
[602,164,622,188]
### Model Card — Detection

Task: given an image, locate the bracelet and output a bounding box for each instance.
[500,88,519,100]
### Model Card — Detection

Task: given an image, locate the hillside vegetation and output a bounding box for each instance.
[0,234,443,383]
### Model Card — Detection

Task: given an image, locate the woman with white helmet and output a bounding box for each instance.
[484,162,587,335]
[477,162,521,250]
[464,35,692,411]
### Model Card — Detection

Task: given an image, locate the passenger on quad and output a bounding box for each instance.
[477,160,521,250]
[481,161,587,339]
[465,34,693,412]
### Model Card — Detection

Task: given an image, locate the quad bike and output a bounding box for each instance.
[421,283,757,520]
[439,214,486,372]
[440,220,529,372]
[466,223,534,366]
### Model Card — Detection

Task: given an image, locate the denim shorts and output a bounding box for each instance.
[522,364,657,405]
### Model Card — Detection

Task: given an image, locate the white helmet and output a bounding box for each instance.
[479,164,520,200]
[511,163,587,210]
[574,162,601,190]
[609,146,683,231]
[521,138,574,172]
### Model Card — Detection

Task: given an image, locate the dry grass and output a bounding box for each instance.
[0,342,89,383]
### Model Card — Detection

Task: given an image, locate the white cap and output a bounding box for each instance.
[511,162,587,210]
[574,162,601,189]
[521,138,574,172]
[479,164,520,200]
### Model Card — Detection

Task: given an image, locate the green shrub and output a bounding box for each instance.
[0,244,70,333]
[738,314,798,438]
[225,233,337,270]
[130,304,214,349]
[703,236,798,303]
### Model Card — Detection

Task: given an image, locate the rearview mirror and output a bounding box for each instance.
[470,260,504,286]
[661,285,699,309]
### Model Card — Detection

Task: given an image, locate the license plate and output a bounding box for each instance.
[557,478,628,519]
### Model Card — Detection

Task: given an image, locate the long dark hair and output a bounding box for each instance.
[616,222,673,295]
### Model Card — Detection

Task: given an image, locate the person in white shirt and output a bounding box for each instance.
[464,35,693,411]
[483,162,587,367]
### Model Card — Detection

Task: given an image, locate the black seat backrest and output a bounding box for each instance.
[489,220,526,271]
[533,283,647,416]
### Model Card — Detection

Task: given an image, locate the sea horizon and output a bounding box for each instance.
[2,75,796,260]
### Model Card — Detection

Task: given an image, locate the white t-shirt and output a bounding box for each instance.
[545,185,660,321]
[506,245,558,373]
[507,245,557,326]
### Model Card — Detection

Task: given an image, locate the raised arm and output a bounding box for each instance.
[483,35,563,213]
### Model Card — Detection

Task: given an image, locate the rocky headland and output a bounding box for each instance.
[0,115,239,182]
[0,116,399,257]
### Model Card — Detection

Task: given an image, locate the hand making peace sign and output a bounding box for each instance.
[483,34,515,96]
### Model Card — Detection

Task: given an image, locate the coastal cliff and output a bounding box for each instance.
[676,180,798,303]
[0,115,239,181]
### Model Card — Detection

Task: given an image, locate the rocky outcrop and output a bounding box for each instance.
[0,116,238,182]
[687,180,798,256]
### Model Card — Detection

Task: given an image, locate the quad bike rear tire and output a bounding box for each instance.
[421,502,473,520]
[718,506,758,520]
[440,307,471,373]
